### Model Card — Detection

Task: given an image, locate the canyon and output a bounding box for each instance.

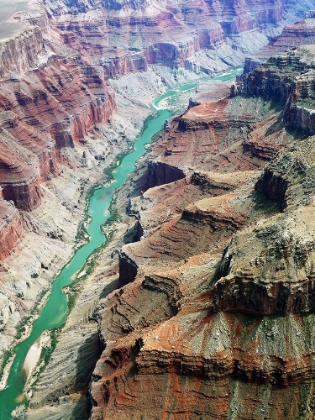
[1,0,315,419]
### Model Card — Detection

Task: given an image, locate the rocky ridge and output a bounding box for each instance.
[0,0,306,266]
[88,46,315,419]
[244,11,315,73]
[237,45,315,136]
[0,0,312,272]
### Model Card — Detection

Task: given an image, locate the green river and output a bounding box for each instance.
[0,67,242,419]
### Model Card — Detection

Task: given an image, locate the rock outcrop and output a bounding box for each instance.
[0,0,116,259]
[0,0,312,256]
[0,199,23,261]
[244,12,315,73]
[89,40,315,420]
[43,0,314,79]
[236,45,315,137]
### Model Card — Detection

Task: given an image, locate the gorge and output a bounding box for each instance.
[1,0,315,419]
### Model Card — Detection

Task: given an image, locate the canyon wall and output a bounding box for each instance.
[1,0,315,418]
[237,45,315,135]
[0,0,313,262]
[88,45,315,419]
[244,13,315,73]
[43,0,314,77]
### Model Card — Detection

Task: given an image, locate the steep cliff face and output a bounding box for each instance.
[0,0,312,255]
[89,45,315,420]
[0,60,116,210]
[0,0,117,238]
[3,0,315,418]
[0,1,49,80]
[146,92,293,182]
[0,200,24,261]
[244,13,315,73]
[42,0,312,77]
[236,45,315,135]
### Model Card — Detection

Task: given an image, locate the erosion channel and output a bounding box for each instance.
[0,68,241,419]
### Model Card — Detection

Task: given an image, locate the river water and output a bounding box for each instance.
[0,68,242,419]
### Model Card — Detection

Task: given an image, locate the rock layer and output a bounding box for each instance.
[0,200,23,261]
[0,0,312,256]
[244,12,315,73]
[1,0,315,418]
[237,45,315,135]
[90,41,315,420]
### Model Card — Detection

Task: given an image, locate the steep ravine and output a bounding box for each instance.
[0,0,313,358]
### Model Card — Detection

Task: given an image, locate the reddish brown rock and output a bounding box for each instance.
[236,45,315,135]
[90,40,315,420]
[3,0,315,418]
[0,0,311,242]
[244,14,315,73]
[0,5,48,80]
[44,0,308,79]
[0,199,23,260]
[147,91,298,185]
[0,55,116,210]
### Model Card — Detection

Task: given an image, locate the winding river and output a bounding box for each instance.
[0,67,242,419]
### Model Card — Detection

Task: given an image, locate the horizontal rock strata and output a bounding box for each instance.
[2,0,315,418]
[89,31,315,420]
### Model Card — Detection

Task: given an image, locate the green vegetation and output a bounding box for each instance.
[67,292,76,313]
[296,98,315,109]
[15,316,32,341]
[41,330,58,368]
[65,195,122,319]
[0,350,12,382]
[29,330,59,394]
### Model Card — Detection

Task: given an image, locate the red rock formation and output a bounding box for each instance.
[3,0,315,417]
[0,1,116,252]
[244,14,315,73]
[236,45,315,135]
[0,59,116,210]
[0,8,48,80]
[147,91,296,184]
[0,0,311,249]
[43,0,306,77]
[0,199,23,260]
[90,43,315,420]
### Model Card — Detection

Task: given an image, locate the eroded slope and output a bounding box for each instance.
[90,47,315,419]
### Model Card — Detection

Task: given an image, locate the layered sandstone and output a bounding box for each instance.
[89,44,315,420]
[147,92,295,183]
[0,0,312,253]
[42,0,313,80]
[2,0,315,418]
[236,45,315,137]
[0,1,49,79]
[0,199,23,261]
[244,12,315,73]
